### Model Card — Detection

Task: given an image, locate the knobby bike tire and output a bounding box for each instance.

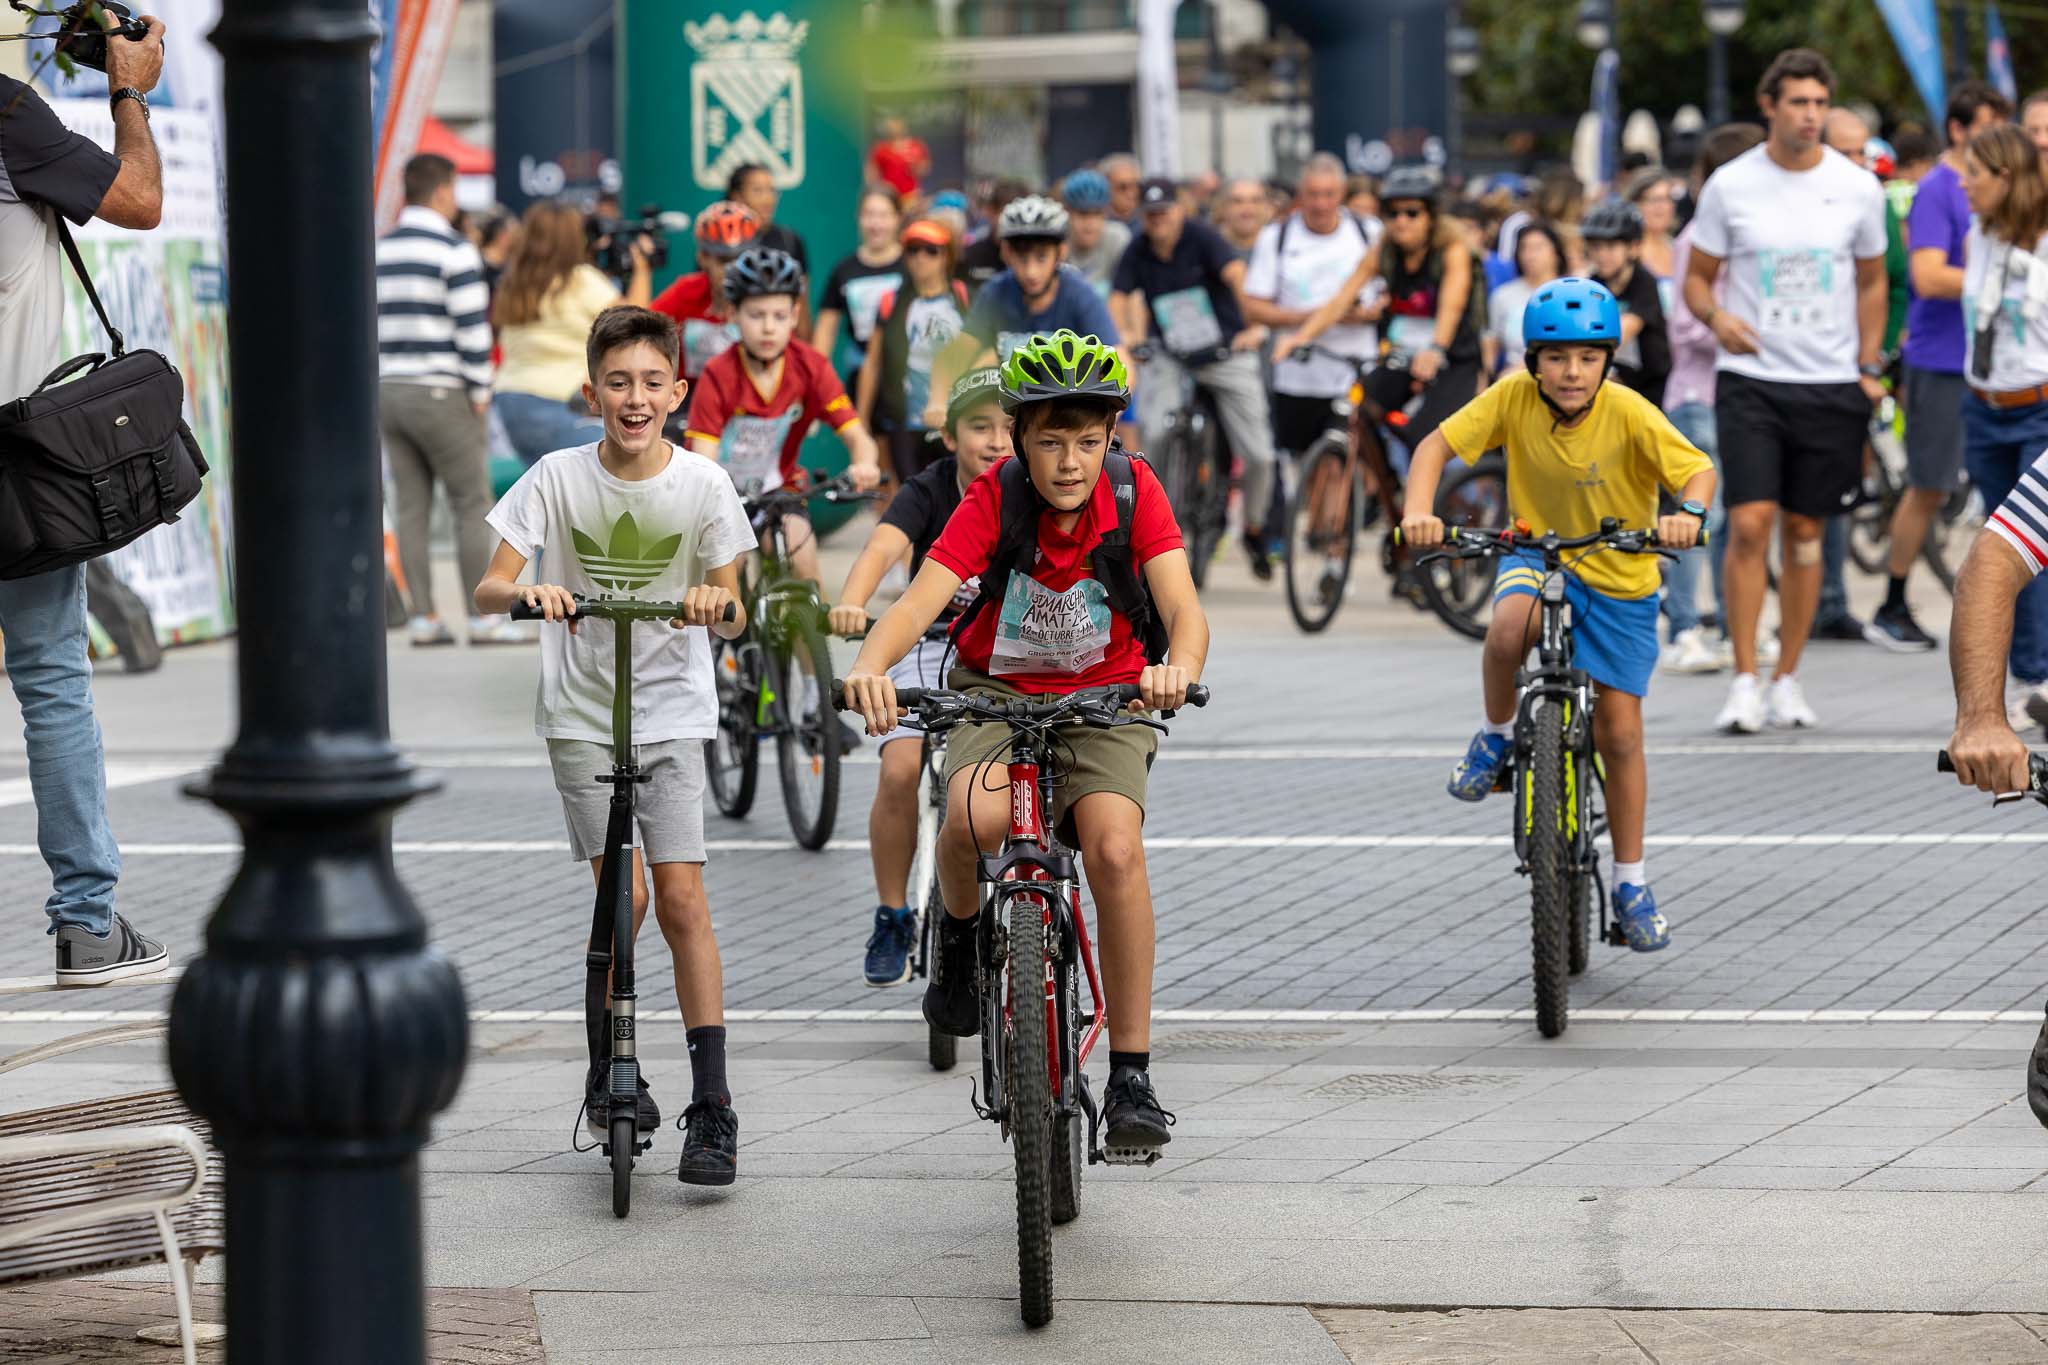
[610,1113,635,1218]
[1186,419,1229,591]
[706,636,759,818]
[1528,699,1572,1039]
[2028,1011,2048,1129]
[1283,440,1358,634]
[777,623,841,850]
[925,872,957,1071]
[1568,757,1592,978]
[1006,890,1056,1328]
[1422,460,1508,642]
[1049,933,1083,1225]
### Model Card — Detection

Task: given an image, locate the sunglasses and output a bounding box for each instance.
[905,242,944,256]
[1387,205,1430,220]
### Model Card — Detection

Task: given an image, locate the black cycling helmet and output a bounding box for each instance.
[1379,165,1440,208]
[1579,197,1645,243]
[721,245,804,303]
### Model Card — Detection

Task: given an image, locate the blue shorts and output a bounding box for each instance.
[1493,551,1660,698]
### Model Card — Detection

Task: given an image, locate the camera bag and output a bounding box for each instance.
[0,217,207,579]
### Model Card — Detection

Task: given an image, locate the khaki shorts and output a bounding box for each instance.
[940,668,1157,838]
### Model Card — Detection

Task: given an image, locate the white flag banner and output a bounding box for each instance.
[1136,0,1182,180]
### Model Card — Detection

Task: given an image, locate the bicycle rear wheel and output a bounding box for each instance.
[1527,699,1572,1038]
[1283,439,1359,634]
[706,636,758,818]
[610,1113,634,1218]
[776,622,841,850]
[1421,457,1507,641]
[1185,420,1229,590]
[1923,484,1982,596]
[1005,891,1055,1328]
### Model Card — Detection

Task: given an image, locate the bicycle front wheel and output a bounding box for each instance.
[1421,457,1506,642]
[775,622,841,850]
[1005,890,1056,1328]
[1526,699,1572,1039]
[610,1113,635,1218]
[1283,439,1358,634]
[706,636,759,818]
[1049,944,1083,1225]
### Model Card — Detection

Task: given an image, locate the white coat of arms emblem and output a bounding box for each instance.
[686,11,809,192]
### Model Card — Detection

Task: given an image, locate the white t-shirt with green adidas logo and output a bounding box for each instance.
[486,442,754,745]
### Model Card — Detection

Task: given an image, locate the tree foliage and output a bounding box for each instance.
[1461,0,2048,136]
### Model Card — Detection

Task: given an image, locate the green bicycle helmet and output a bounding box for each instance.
[998,330,1130,415]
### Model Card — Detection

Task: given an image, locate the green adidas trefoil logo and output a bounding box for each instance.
[571,512,684,593]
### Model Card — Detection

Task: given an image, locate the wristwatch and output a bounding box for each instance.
[1680,500,1708,521]
[1859,362,1886,380]
[110,88,149,122]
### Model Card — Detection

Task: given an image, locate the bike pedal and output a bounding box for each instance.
[1101,1144,1164,1167]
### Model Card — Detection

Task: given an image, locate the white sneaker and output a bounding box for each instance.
[1713,632,1780,671]
[467,613,535,646]
[408,615,454,647]
[2011,682,2048,734]
[1765,674,1819,729]
[1662,626,1724,675]
[1715,673,1765,734]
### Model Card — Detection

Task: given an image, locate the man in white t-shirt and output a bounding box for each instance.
[475,306,756,1186]
[1683,47,1888,734]
[1243,151,1382,545]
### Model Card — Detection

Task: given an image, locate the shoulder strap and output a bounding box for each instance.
[1275,212,1293,261]
[1091,447,1169,665]
[55,218,124,357]
[951,279,969,308]
[1347,209,1372,249]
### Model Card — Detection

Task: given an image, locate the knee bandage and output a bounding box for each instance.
[1790,538,1823,566]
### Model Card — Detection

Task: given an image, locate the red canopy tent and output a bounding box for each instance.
[414,117,492,176]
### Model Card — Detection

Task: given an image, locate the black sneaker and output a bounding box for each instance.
[1811,613,1869,642]
[921,912,981,1038]
[677,1098,739,1186]
[1864,603,1938,653]
[1102,1065,1175,1157]
[585,1062,661,1134]
[53,913,169,987]
[1243,535,1274,582]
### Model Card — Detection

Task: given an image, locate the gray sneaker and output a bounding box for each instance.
[54,913,169,987]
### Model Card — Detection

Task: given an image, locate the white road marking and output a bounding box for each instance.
[4,830,2037,858]
[0,762,196,809]
[2,1006,2037,1026]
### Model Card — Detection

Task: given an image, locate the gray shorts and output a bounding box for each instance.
[545,738,707,864]
[1903,364,1966,492]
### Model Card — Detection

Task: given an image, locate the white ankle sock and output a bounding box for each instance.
[1613,859,1646,888]
[1480,715,1514,738]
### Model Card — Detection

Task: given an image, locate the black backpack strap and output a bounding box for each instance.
[1092,447,1169,665]
[949,457,1040,649]
[54,217,125,357]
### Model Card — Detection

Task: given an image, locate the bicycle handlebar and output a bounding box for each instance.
[830,679,1210,724]
[745,470,882,510]
[1392,519,1709,557]
[1936,749,2048,806]
[510,595,739,624]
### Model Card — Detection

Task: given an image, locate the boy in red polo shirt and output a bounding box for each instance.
[839,330,1208,1160]
[686,245,881,585]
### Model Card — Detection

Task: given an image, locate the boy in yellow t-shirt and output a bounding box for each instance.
[1403,277,1715,951]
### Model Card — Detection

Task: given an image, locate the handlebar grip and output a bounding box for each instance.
[510,600,543,622]
[721,600,738,622]
[1185,683,1210,707]
[1937,750,1956,774]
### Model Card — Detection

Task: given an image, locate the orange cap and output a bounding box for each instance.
[901,219,951,248]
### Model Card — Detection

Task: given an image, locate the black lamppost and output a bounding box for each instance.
[1702,0,1745,126]
[167,0,469,1358]
[1446,15,1480,175]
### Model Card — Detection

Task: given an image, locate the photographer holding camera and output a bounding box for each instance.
[1,9,173,985]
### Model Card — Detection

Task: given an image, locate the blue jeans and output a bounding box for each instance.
[1662,402,1725,635]
[1965,394,2048,683]
[0,564,119,933]
[1815,513,1853,628]
[494,390,604,468]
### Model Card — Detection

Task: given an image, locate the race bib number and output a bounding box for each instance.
[1152,285,1225,357]
[720,409,799,493]
[989,572,1113,676]
[683,317,739,376]
[842,272,902,344]
[1386,314,1436,356]
[1756,248,1836,332]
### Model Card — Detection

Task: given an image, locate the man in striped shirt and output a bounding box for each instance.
[1947,452,2048,791]
[377,154,522,645]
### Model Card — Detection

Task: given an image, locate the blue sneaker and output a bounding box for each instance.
[1447,731,1512,802]
[863,905,916,985]
[1613,883,1670,952]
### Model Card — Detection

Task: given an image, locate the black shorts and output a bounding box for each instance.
[1714,370,1870,518]
[1271,391,1340,459]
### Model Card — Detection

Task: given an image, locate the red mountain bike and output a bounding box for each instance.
[837,680,1208,1327]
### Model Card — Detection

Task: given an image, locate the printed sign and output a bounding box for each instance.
[687,10,809,191]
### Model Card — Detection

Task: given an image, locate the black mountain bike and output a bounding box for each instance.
[708,473,878,849]
[1409,519,1687,1038]
[1136,341,1233,589]
[1938,748,2048,1127]
[839,680,1208,1327]
[1283,344,1506,638]
[512,593,737,1217]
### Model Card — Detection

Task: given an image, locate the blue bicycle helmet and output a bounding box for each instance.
[1522,277,1621,350]
[1061,168,1111,212]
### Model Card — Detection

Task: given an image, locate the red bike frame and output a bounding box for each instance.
[1001,759,1106,1098]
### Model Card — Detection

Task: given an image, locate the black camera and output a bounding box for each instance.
[587,205,687,279]
[7,0,149,73]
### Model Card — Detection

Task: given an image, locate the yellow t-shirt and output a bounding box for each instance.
[494,264,622,400]
[1438,371,1711,599]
